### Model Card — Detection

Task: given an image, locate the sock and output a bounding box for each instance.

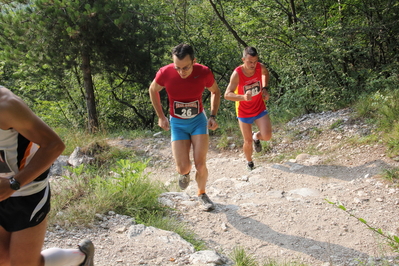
[198,189,206,196]
[42,248,85,266]
[252,132,258,141]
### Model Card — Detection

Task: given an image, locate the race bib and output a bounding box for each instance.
[173,100,199,119]
[244,81,261,96]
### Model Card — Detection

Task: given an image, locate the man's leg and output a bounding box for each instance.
[171,139,192,176]
[0,226,11,265]
[191,134,215,211]
[254,114,272,141]
[239,120,254,162]
[7,217,48,266]
[5,217,91,266]
[41,238,93,266]
[191,134,209,194]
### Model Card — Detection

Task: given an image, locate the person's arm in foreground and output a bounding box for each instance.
[0,89,65,201]
[207,81,221,130]
[149,79,170,131]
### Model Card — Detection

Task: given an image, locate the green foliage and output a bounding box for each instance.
[355,89,399,131]
[213,115,243,150]
[229,246,306,266]
[50,158,166,226]
[354,89,399,157]
[326,200,399,253]
[0,0,175,131]
[90,159,164,217]
[49,164,98,225]
[386,135,399,158]
[382,167,399,184]
[330,119,344,130]
[49,131,207,248]
[2,0,399,131]
[229,247,258,266]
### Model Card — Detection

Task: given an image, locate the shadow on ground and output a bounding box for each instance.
[272,160,392,181]
[218,204,369,264]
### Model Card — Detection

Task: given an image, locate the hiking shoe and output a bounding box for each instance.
[247,161,255,171]
[252,131,262,153]
[178,173,190,190]
[78,239,95,266]
[253,139,262,152]
[198,193,215,211]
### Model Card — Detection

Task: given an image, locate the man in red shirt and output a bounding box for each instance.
[149,44,220,211]
[224,46,272,170]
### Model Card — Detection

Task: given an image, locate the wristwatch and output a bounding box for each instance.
[9,177,20,190]
[210,115,216,119]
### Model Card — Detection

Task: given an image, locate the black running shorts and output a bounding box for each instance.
[0,184,51,232]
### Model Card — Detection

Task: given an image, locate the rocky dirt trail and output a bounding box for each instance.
[44,108,399,266]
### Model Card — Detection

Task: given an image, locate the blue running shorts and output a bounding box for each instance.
[0,184,51,232]
[170,111,208,142]
[238,110,268,124]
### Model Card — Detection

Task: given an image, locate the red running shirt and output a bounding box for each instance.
[234,62,267,118]
[155,63,215,119]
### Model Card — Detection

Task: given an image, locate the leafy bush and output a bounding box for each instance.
[50,158,166,226]
[353,89,399,157]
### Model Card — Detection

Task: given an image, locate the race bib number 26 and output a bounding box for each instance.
[173,100,199,119]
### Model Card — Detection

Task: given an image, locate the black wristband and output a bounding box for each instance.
[210,115,216,119]
[262,86,269,91]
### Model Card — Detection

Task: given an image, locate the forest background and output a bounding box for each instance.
[1,2,399,264]
[0,0,398,135]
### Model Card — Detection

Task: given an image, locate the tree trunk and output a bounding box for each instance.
[289,0,297,25]
[81,50,99,133]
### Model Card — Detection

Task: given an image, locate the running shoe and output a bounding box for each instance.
[178,173,190,190]
[78,239,95,266]
[252,131,262,153]
[247,161,255,171]
[198,193,215,211]
[254,139,262,153]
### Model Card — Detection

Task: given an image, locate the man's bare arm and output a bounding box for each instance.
[224,71,251,102]
[148,80,170,130]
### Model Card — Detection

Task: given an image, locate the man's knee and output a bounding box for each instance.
[260,132,272,141]
[176,163,192,175]
[193,160,207,173]
[243,138,253,146]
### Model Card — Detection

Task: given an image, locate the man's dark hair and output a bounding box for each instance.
[172,44,195,60]
[243,46,258,58]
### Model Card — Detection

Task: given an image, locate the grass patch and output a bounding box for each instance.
[50,159,166,227]
[384,123,399,158]
[382,167,399,184]
[48,138,206,249]
[229,246,307,266]
[141,212,206,251]
[229,246,258,266]
[330,119,344,130]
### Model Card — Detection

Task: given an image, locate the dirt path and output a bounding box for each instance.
[145,109,399,265]
[44,109,399,265]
